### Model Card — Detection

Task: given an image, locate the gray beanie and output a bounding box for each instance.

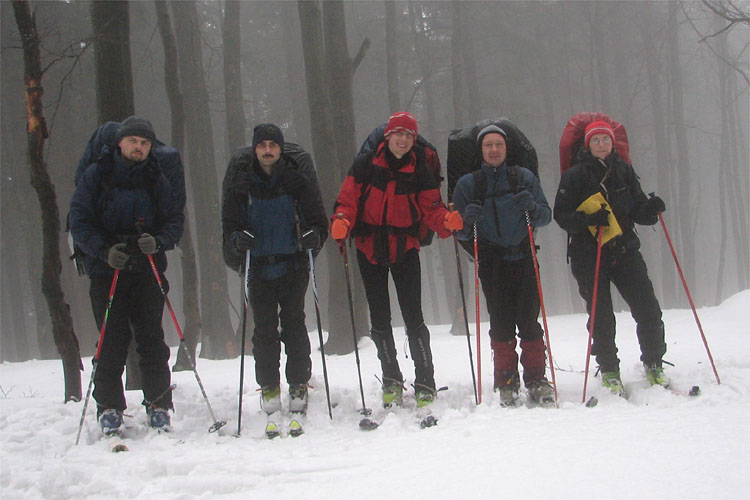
[476,124,507,145]
[116,116,156,144]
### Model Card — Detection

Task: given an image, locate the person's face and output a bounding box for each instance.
[386,131,415,159]
[589,134,613,160]
[118,136,152,162]
[255,140,282,169]
[481,133,507,167]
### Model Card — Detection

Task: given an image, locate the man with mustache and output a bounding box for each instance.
[222,123,327,437]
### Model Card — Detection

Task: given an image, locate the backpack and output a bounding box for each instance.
[558,112,630,174]
[68,122,185,276]
[447,117,538,203]
[221,142,322,272]
[357,124,443,246]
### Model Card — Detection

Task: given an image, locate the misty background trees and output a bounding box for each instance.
[1,1,748,373]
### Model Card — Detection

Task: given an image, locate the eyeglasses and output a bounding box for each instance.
[590,136,612,145]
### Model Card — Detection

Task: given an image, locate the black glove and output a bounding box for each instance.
[462,203,485,226]
[138,233,159,255]
[107,243,129,270]
[583,207,610,228]
[232,230,256,252]
[300,228,321,251]
[512,190,536,212]
[645,195,666,216]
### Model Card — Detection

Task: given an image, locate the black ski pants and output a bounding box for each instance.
[570,246,666,373]
[89,272,172,412]
[249,267,311,389]
[357,249,435,390]
[478,251,544,344]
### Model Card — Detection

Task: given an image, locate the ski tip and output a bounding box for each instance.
[209,420,227,433]
[689,385,701,397]
[359,418,379,431]
[585,396,599,408]
[110,442,129,453]
[420,415,438,429]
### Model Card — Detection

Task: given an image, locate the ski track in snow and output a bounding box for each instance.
[1,290,748,499]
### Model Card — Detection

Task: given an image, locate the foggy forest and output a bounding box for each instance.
[1,1,748,403]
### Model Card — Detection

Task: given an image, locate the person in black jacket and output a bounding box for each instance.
[221,123,327,437]
[554,120,668,395]
[70,116,184,434]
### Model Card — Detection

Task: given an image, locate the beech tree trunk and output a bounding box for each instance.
[12,0,82,402]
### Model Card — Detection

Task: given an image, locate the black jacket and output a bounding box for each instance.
[554,150,656,258]
[221,151,328,276]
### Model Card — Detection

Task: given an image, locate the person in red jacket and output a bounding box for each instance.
[331,111,463,409]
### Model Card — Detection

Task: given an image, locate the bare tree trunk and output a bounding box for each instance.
[385,0,400,113]
[90,0,134,122]
[280,1,311,143]
[639,3,678,307]
[668,2,696,302]
[173,0,236,359]
[222,0,246,153]
[458,3,480,122]
[12,0,82,402]
[154,0,201,371]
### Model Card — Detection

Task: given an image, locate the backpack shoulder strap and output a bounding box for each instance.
[507,165,522,193]
[471,169,487,203]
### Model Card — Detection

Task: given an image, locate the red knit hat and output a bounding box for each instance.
[384,111,418,139]
[584,120,615,150]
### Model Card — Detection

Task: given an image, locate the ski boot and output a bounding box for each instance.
[415,386,436,409]
[261,385,282,439]
[382,379,404,409]
[644,363,670,388]
[494,371,520,407]
[526,377,555,406]
[147,407,172,431]
[98,408,123,437]
[288,384,308,437]
[601,371,626,397]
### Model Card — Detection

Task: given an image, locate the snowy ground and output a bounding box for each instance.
[1,290,748,499]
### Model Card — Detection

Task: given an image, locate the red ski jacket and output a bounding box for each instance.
[333,142,450,265]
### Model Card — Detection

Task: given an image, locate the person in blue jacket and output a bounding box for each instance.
[221,123,327,436]
[70,116,184,435]
[452,124,554,407]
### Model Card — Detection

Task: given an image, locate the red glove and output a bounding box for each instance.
[444,211,464,231]
[331,216,351,240]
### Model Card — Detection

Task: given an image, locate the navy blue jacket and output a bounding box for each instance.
[69,149,184,277]
[452,162,551,260]
[222,152,328,280]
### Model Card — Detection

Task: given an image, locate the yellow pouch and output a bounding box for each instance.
[577,192,622,245]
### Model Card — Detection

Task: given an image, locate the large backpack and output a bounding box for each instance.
[446,117,538,203]
[69,122,185,276]
[558,112,630,174]
[357,124,443,246]
[448,117,539,201]
[221,142,322,272]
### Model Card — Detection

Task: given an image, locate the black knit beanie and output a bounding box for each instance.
[115,116,156,144]
[252,123,284,150]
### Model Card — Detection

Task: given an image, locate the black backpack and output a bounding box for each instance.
[446,117,538,203]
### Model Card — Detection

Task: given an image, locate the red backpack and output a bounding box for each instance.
[558,112,630,174]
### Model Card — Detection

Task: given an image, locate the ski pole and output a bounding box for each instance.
[144,253,227,433]
[473,222,482,404]
[524,211,558,407]
[655,208,721,384]
[75,269,119,445]
[341,240,371,417]
[582,226,605,403]
[449,203,478,405]
[308,248,333,419]
[237,250,251,435]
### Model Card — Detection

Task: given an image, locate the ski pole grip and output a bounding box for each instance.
[449,202,455,212]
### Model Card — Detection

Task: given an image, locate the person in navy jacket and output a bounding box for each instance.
[70,116,184,434]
